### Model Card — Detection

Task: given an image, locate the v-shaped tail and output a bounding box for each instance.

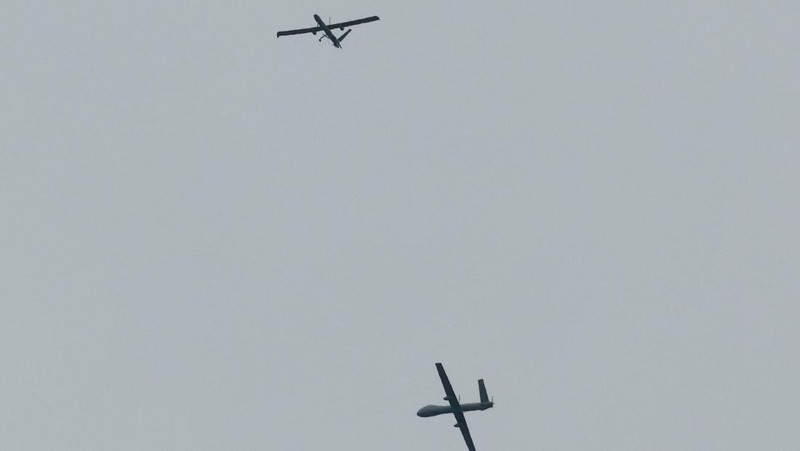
[338,29,352,43]
[478,379,490,404]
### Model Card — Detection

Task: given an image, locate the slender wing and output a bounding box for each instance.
[276,26,324,37]
[437,363,477,451]
[327,16,380,30]
[436,363,459,406]
[453,412,476,451]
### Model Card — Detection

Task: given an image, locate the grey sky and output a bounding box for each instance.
[2,1,799,449]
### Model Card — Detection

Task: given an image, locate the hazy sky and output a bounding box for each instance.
[2,1,799,449]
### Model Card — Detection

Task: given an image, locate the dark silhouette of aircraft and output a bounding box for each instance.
[276,14,380,48]
[417,363,494,451]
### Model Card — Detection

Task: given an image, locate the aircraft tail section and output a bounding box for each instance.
[338,29,352,42]
[478,379,489,403]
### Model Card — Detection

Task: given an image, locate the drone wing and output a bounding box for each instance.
[327,16,380,30]
[436,363,476,451]
[276,26,325,37]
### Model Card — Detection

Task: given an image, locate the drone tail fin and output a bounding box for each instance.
[338,29,352,42]
[479,379,490,404]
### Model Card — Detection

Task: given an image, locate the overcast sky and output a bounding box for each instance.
[2,1,799,450]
